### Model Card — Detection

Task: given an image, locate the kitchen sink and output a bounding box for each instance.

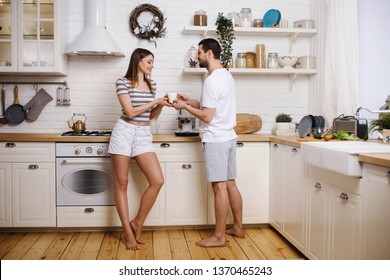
[301,141,390,177]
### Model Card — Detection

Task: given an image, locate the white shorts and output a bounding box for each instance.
[203,139,237,182]
[108,119,154,158]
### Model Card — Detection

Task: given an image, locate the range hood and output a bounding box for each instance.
[66,0,125,57]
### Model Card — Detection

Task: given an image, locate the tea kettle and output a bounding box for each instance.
[67,113,87,132]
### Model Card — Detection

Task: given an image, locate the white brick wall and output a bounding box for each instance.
[0,0,312,134]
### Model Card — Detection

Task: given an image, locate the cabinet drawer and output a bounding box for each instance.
[57,206,121,227]
[0,142,55,163]
[154,142,203,162]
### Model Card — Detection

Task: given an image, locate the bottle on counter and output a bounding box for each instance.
[194,10,207,26]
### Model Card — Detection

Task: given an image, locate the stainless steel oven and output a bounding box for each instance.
[56,140,115,206]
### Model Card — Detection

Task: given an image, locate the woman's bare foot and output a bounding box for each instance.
[196,235,226,247]
[130,220,145,244]
[226,227,245,238]
[123,230,140,250]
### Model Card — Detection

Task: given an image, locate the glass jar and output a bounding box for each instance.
[186,45,198,68]
[236,53,247,68]
[239,8,252,27]
[267,52,279,69]
[253,18,263,27]
[227,11,240,27]
[194,10,207,26]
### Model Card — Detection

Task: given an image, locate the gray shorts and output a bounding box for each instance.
[203,139,237,182]
[108,119,154,158]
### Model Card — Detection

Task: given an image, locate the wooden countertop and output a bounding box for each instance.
[1,133,389,168]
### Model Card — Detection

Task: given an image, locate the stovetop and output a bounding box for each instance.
[61,130,112,137]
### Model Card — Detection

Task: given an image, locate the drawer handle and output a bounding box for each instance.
[340,192,349,200]
[28,164,39,169]
[273,143,278,148]
[387,171,390,177]
[160,143,170,148]
[236,142,244,147]
[292,148,298,153]
[84,208,95,213]
[314,182,322,189]
[182,164,192,169]
[5,142,16,148]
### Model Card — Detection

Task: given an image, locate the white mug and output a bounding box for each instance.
[167,92,178,103]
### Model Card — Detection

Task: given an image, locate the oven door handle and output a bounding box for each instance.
[61,159,111,164]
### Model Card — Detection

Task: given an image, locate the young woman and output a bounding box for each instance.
[108,48,171,250]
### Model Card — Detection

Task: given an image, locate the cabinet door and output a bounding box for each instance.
[208,142,270,224]
[0,0,17,71]
[269,142,283,231]
[329,187,362,260]
[282,145,306,252]
[165,162,207,225]
[307,178,329,260]
[0,163,12,227]
[126,162,165,226]
[12,162,55,227]
[362,164,390,259]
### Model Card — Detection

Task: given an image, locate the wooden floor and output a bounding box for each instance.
[0,226,306,260]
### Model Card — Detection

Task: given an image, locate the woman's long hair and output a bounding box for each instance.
[125,48,155,94]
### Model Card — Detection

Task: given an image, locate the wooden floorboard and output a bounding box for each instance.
[0,226,307,260]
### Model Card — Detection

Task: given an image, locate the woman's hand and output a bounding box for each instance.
[156,96,172,107]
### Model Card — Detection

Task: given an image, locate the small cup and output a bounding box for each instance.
[167,92,178,103]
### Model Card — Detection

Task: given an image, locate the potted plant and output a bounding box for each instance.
[215,13,235,69]
[368,113,390,137]
[275,113,293,130]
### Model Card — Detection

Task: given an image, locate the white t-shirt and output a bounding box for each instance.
[200,68,237,142]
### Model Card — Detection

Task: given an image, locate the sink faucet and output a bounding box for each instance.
[355,106,390,117]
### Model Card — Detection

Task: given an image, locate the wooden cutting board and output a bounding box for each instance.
[234,113,262,134]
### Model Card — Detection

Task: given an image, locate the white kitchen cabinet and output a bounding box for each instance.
[208,142,269,225]
[306,166,362,260]
[165,162,207,225]
[0,0,67,75]
[0,142,56,227]
[268,142,306,253]
[155,142,206,226]
[361,163,390,259]
[0,163,12,227]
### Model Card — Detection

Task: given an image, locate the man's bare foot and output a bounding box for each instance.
[195,236,226,247]
[130,220,145,244]
[226,227,245,238]
[123,231,140,250]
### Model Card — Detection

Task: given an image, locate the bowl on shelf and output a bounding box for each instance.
[278,56,298,69]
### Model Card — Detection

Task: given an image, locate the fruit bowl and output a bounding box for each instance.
[278,56,298,69]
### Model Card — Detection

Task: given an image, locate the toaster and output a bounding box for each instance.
[333,116,368,139]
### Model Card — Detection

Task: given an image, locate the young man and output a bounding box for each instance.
[173,38,244,247]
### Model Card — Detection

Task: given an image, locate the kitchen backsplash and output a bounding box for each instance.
[0,0,312,134]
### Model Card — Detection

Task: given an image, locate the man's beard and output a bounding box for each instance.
[199,60,208,68]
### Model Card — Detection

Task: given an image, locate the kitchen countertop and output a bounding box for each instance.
[1,133,389,168]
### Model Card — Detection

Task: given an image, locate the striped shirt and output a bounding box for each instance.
[116,77,156,123]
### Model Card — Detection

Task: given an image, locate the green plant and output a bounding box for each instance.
[215,13,235,69]
[275,113,292,123]
[368,113,390,134]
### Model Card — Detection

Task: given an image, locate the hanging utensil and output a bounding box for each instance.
[5,85,26,124]
[0,85,8,124]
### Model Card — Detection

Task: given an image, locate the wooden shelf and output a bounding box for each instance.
[183,26,317,37]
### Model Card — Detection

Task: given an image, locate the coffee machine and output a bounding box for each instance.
[175,109,199,136]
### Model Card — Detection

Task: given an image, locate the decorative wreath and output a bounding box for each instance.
[129,4,167,46]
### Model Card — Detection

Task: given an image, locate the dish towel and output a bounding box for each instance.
[23,88,53,122]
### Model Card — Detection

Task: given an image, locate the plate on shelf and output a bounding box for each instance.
[263,9,281,27]
[298,115,312,138]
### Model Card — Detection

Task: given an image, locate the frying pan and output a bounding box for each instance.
[0,86,8,124]
[5,85,26,124]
